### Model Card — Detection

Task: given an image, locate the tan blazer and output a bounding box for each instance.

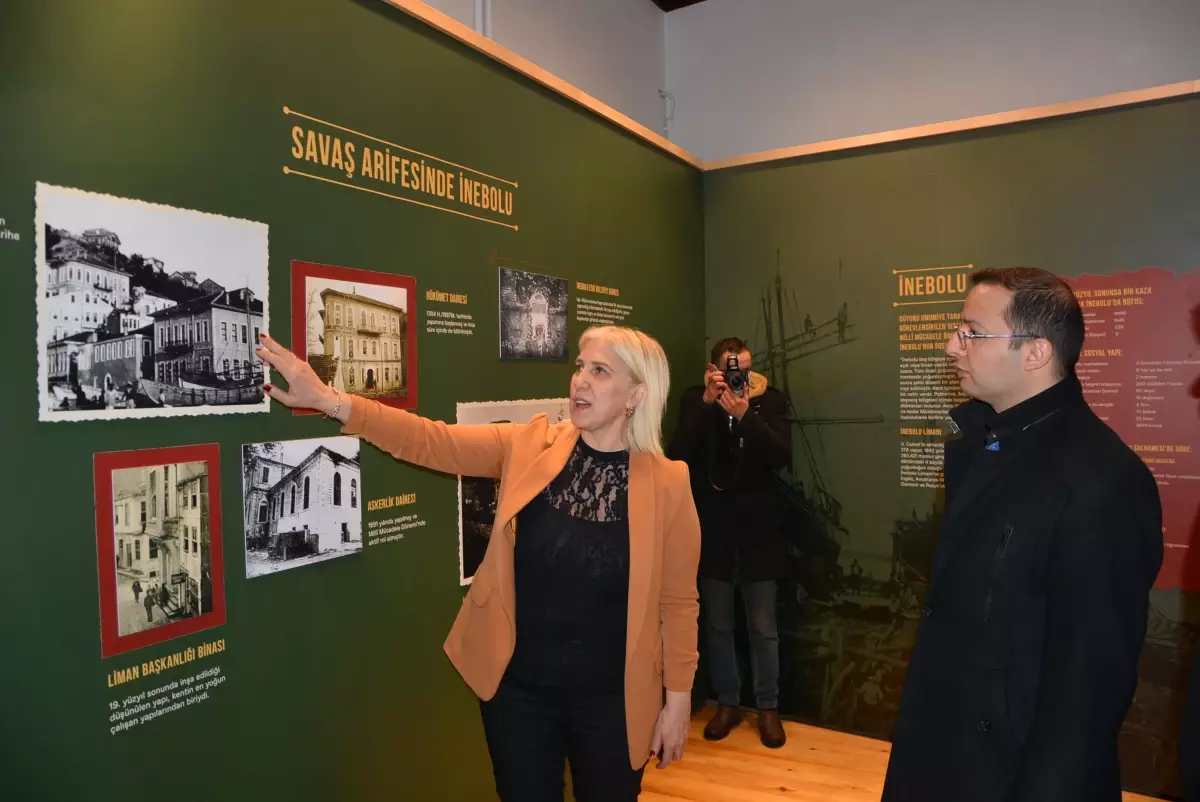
[341,397,702,768]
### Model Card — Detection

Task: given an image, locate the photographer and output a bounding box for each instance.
[667,337,791,748]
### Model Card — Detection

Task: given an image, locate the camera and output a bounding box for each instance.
[723,353,748,396]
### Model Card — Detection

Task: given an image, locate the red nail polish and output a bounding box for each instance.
[264,384,273,392]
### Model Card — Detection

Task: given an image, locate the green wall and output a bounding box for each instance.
[5,2,1197,799]
[702,97,1200,798]
[0,2,703,799]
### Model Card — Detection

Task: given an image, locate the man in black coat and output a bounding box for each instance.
[1182,659,1200,801]
[882,267,1163,801]
[668,337,792,748]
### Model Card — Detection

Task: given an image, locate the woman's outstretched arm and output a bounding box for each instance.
[257,333,509,479]
[340,397,509,479]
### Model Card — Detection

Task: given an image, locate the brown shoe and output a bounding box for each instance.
[758,709,786,748]
[703,705,743,741]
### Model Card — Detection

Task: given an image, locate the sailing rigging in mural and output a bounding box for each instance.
[745,250,933,738]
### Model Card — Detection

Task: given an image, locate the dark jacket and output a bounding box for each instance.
[1179,651,1200,800]
[882,374,1163,802]
[667,373,792,582]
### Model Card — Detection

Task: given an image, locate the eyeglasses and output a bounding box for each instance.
[954,327,1037,347]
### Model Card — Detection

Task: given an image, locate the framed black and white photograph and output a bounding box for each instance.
[36,182,270,422]
[455,398,569,584]
[498,267,569,360]
[242,436,363,578]
[94,444,226,658]
[291,261,418,414]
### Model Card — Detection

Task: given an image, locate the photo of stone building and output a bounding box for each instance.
[242,437,363,578]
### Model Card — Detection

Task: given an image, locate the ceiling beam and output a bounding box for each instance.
[651,0,708,12]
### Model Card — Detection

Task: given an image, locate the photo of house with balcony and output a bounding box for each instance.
[111,460,213,635]
[151,287,265,397]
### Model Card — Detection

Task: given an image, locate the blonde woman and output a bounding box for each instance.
[256,325,701,802]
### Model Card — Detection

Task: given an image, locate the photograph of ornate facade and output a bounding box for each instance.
[312,286,406,396]
[291,261,418,412]
[498,267,568,360]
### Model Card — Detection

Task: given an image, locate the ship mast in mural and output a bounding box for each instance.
[751,250,874,594]
[750,249,937,739]
[756,255,858,397]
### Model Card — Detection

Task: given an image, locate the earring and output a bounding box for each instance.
[625,407,635,419]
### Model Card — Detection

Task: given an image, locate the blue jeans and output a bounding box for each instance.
[700,578,779,710]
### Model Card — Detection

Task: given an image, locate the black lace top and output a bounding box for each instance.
[505,437,631,693]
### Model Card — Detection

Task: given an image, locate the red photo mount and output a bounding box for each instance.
[289,261,419,416]
[94,444,226,659]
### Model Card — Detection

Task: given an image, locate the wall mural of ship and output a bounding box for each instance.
[733,250,1198,798]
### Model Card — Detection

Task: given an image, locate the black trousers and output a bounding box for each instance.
[479,679,645,802]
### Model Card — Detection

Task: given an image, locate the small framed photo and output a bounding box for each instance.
[94,444,226,658]
[242,436,363,578]
[498,267,569,360]
[290,261,418,415]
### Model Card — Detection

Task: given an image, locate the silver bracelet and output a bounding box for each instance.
[325,387,342,420]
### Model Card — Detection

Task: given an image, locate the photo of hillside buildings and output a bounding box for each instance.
[242,437,363,578]
[36,183,269,421]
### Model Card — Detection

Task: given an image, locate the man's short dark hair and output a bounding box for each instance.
[710,337,747,366]
[969,267,1084,377]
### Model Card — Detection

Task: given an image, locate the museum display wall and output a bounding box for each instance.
[0,2,703,799]
[3,2,1197,801]
[701,97,1200,799]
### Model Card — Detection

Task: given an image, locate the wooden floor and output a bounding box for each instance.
[639,707,1160,801]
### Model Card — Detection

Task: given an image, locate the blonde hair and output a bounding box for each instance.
[578,326,670,455]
